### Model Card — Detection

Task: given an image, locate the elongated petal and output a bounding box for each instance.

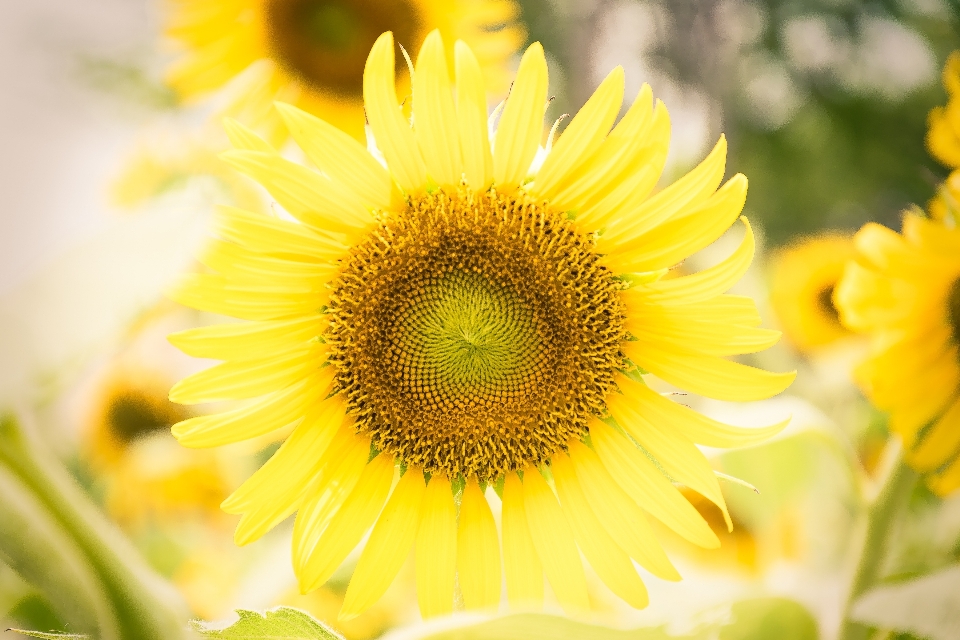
[533,66,624,198]
[521,467,590,613]
[414,30,462,187]
[457,480,501,610]
[551,453,649,609]
[171,273,328,321]
[341,469,425,620]
[455,40,493,190]
[623,341,796,402]
[292,432,371,576]
[908,396,960,472]
[225,398,347,545]
[275,103,392,210]
[501,472,543,607]
[567,442,680,580]
[168,317,325,360]
[607,381,732,529]
[416,475,457,618]
[364,32,427,193]
[606,174,746,272]
[619,376,787,448]
[492,43,548,189]
[223,117,274,153]
[636,218,755,305]
[590,419,717,548]
[220,150,369,236]
[300,453,395,592]
[172,369,332,447]
[214,205,346,259]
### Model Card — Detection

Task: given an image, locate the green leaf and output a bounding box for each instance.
[5,631,90,639]
[192,608,345,640]
[719,598,819,640]
[850,564,960,640]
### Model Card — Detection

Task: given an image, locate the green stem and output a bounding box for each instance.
[838,448,917,640]
[0,414,188,640]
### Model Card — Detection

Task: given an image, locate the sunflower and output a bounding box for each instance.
[164,0,525,143]
[85,366,228,527]
[769,234,855,353]
[835,213,960,496]
[168,31,794,617]
[927,52,960,170]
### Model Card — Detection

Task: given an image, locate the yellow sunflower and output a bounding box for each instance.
[85,366,228,527]
[168,31,794,618]
[769,233,855,353]
[164,0,525,143]
[927,52,960,169]
[835,213,960,496]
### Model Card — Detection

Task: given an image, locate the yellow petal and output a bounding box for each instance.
[415,475,457,618]
[619,375,787,448]
[222,117,274,153]
[168,317,326,361]
[457,479,501,610]
[275,103,392,210]
[170,273,328,321]
[551,453,649,609]
[220,150,369,236]
[300,453,396,592]
[341,469,425,620]
[501,472,543,608]
[622,341,796,403]
[414,30,462,188]
[566,442,680,580]
[172,370,331,447]
[292,431,371,578]
[224,398,347,545]
[455,40,493,191]
[200,239,337,283]
[607,383,733,530]
[636,218,755,305]
[590,419,718,548]
[533,66,624,198]
[602,135,727,245]
[169,344,323,405]
[908,395,960,472]
[214,205,346,260]
[492,42,548,190]
[606,173,747,273]
[363,32,427,193]
[521,467,591,613]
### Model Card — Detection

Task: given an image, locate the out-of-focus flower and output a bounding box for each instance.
[927,52,960,170]
[111,134,266,213]
[167,31,793,619]
[84,363,230,528]
[163,0,526,143]
[928,170,960,227]
[835,213,960,495]
[769,234,855,353]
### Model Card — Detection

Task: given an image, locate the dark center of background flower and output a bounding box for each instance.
[105,389,187,446]
[817,284,841,325]
[265,0,423,98]
[326,188,626,481]
[948,277,960,344]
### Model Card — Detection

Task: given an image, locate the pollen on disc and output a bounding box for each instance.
[326,187,626,481]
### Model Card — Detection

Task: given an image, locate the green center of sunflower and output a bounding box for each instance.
[265,0,423,98]
[326,188,626,481]
[948,277,960,344]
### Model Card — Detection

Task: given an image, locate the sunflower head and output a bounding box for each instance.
[165,0,526,141]
[169,30,793,619]
[835,213,960,496]
[769,233,855,353]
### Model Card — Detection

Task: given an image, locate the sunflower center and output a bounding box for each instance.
[265,0,423,98]
[817,285,840,324]
[948,277,960,344]
[326,188,626,481]
[106,390,185,446]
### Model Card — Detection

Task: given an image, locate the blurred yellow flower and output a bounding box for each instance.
[770,234,855,353]
[85,365,229,528]
[111,135,266,212]
[168,31,793,618]
[927,51,960,169]
[928,169,960,227]
[164,0,526,143]
[835,214,960,496]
